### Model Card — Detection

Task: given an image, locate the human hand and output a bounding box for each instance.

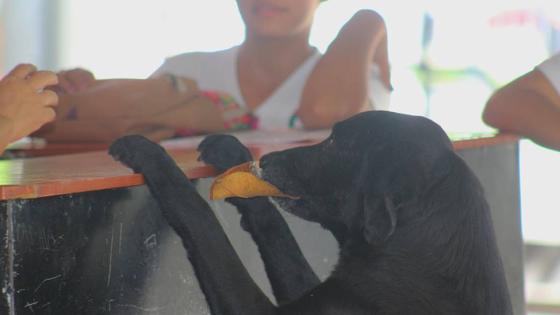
[0,64,59,142]
[56,68,96,94]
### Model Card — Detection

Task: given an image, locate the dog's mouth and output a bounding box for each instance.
[208,161,299,200]
[259,168,303,198]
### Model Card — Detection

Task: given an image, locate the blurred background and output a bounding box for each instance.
[2,0,560,313]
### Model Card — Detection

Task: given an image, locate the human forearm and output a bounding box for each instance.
[483,80,560,150]
[56,77,199,120]
[298,10,388,129]
[40,96,239,143]
[145,96,228,133]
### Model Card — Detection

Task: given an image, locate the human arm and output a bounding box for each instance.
[54,76,200,120]
[0,64,58,152]
[36,76,211,141]
[37,76,255,142]
[45,56,255,141]
[55,68,96,94]
[297,9,390,129]
[482,69,560,150]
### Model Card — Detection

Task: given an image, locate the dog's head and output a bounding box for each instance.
[260,111,457,245]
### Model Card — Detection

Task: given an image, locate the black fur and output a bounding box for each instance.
[109,111,513,315]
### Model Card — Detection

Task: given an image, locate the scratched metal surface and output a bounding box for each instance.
[0,205,12,314]
[6,186,210,315]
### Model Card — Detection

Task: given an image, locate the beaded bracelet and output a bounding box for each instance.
[202,91,258,130]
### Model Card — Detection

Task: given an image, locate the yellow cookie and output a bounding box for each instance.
[209,162,296,200]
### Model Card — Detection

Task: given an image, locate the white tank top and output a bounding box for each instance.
[151,46,390,129]
[537,53,560,94]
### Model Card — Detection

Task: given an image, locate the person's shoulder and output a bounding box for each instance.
[151,46,239,78]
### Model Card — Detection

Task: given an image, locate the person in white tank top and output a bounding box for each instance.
[151,45,390,130]
[57,0,392,132]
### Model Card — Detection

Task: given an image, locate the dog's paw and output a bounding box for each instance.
[109,135,169,173]
[197,134,253,173]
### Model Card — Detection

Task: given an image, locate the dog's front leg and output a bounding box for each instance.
[229,197,320,304]
[199,135,320,304]
[109,135,275,315]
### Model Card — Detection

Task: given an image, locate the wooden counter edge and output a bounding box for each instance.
[0,134,520,201]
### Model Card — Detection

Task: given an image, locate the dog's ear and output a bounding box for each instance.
[362,194,397,246]
[356,144,456,246]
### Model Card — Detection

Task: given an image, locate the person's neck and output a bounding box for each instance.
[239,33,315,77]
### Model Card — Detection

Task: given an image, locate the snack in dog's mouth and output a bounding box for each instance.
[209,161,297,200]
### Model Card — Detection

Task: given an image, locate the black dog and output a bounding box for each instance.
[109,111,513,315]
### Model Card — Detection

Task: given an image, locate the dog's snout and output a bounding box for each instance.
[259,151,283,169]
[259,156,270,169]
